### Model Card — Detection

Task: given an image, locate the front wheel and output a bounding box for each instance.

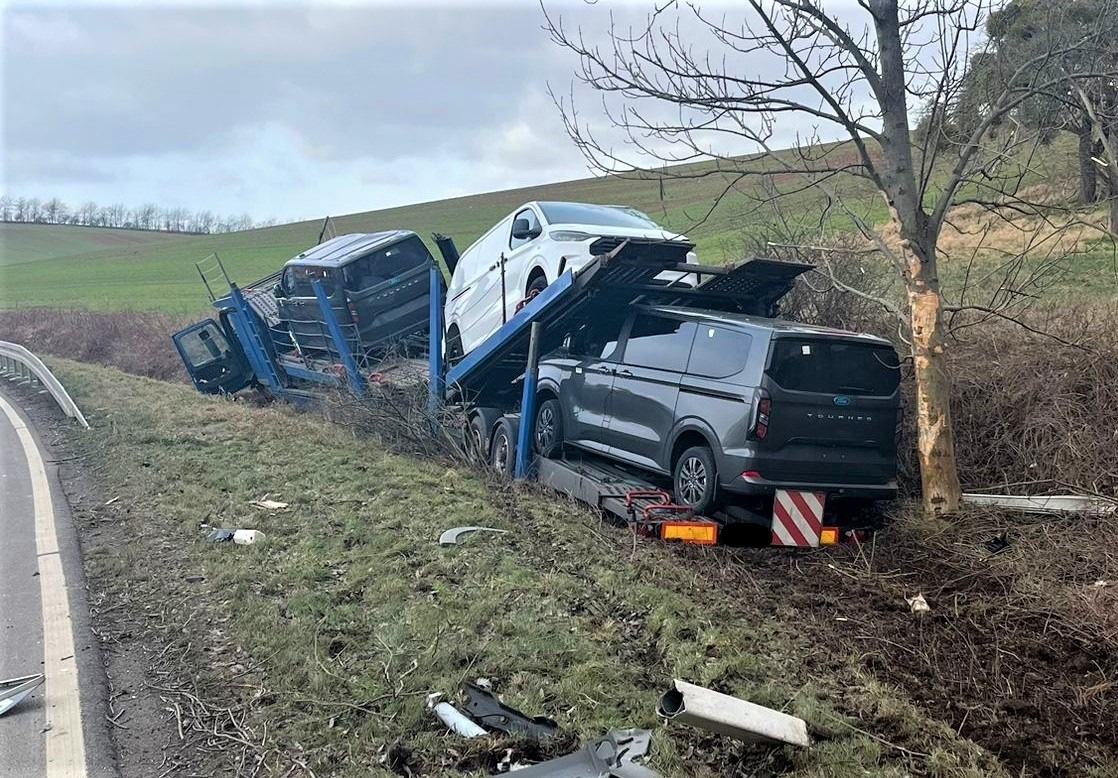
[446,326,464,364]
[673,445,718,514]
[533,398,563,458]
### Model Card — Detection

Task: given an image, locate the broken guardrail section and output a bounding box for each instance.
[657,679,811,747]
[0,341,89,428]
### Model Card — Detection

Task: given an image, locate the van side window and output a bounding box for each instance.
[688,326,751,378]
[621,315,696,372]
[283,266,336,297]
[568,318,624,360]
[509,208,541,250]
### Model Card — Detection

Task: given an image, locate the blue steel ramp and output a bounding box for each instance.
[444,245,687,405]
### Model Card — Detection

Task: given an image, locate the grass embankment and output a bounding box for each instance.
[52,358,1116,777]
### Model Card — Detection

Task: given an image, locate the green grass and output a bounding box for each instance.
[2,134,1113,313]
[0,222,188,265]
[53,357,1031,778]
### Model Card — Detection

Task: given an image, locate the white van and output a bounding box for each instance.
[444,201,696,359]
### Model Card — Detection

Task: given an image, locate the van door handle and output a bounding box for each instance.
[616,369,633,377]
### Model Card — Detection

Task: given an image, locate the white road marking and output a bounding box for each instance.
[0,395,87,777]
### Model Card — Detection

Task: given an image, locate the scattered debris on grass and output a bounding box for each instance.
[502,729,658,778]
[463,682,559,741]
[204,528,265,545]
[438,525,509,546]
[427,693,487,738]
[250,498,289,511]
[657,679,810,747]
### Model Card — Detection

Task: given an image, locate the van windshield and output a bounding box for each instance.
[343,236,431,291]
[538,202,662,230]
[767,338,900,396]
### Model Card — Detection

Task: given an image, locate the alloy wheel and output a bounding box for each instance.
[678,456,708,505]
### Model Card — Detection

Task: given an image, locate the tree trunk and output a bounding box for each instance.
[907,275,963,515]
[872,0,963,515]
[1078,123,1099,204]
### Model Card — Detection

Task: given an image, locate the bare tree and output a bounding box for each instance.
[545,0,1118,515]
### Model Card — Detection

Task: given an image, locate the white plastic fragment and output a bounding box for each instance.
[233,529,266,545]
[251,499,289,510]
[438,526,509,546]
[906,593,930,614]
[657,679,810,747]
[432,701,487,738]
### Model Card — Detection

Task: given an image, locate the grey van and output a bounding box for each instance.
[533,305,901,513]
[275,231,436,355]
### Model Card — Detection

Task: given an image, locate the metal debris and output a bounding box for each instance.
[439,526,509,546]
[490,728,658,778]
[463,682,558,740]
[0,673,46,716]
[657,679,810,747]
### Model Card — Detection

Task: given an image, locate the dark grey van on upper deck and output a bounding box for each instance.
[275,231,436,354]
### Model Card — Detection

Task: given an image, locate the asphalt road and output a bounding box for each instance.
[0,387,116,777]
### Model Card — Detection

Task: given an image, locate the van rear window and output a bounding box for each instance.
[768,339,900,396]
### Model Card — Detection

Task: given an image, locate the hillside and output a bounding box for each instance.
[0,135,1110,313]
[0,222,189,265]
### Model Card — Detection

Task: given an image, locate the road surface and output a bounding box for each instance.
[0,388,115,777]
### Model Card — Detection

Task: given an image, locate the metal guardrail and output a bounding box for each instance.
[0,341,89,429]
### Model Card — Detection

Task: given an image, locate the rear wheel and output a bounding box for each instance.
[673,445,718,514]
[468,414,491,464]
[490,419,517,476]
[533,398,563,458]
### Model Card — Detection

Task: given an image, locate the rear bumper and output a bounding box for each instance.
[722,472,898,500]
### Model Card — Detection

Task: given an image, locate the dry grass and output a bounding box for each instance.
[0,307,196,382]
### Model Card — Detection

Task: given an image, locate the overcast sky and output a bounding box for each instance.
[1,0,866,222]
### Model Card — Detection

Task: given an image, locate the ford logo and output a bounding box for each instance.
[833,395,852,406]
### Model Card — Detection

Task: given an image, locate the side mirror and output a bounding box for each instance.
[272,283,284,298]
[511,218,540,241]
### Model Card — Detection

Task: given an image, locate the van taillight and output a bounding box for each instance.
[347,301,360,324]
[751,395,771,440]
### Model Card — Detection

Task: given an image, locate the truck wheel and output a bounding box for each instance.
[468,414,491,464]
[490,419,517,476]
[533,398,563,458]
[673,445,718,514]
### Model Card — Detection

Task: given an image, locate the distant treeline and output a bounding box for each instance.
[0,195,278,234]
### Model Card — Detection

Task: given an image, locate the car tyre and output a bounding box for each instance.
[533,398,563,458]
[673,445,718,514]
[446,325,464,364]
[527,274,548,297]
[490,419,517,477]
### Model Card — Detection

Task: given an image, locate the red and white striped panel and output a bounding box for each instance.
[771,490,826,547]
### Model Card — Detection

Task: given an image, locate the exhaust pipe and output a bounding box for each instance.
[657,679,810,747]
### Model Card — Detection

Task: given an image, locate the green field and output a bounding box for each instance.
[0,222,189,265]
[1,136,1112,313]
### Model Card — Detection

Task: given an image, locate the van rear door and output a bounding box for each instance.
[758,336,900,485]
